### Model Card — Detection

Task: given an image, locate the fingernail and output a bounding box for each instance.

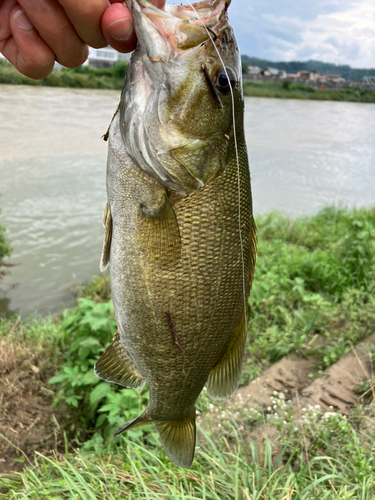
[13,9,33,31]
[106,18,133,41]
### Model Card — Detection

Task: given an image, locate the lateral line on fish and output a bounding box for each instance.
[166,312,185,354]
[102,105,120,142]
[186,0,248,328]
[201,64,223,109]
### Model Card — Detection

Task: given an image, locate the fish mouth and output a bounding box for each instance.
[126,0,232,56]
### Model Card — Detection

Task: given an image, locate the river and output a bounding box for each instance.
[0,85,374,317]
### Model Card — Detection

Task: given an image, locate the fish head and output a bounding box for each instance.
[121,0,243,194]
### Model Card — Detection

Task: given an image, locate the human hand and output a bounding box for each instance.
[0,0,166,80]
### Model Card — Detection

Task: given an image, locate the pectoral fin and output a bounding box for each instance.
[139,193,181,267]
[100,203,112,272]
[206,315,247,401]
[94,331,145,389]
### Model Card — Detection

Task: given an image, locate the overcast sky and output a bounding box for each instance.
[180,0,375,68]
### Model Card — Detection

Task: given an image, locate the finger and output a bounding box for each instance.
[57,0,108,49]
[101,3,137,53]
[0,0,17,43]
[18,0,88,68]
[3,5,55,79]
[102,0,166,53]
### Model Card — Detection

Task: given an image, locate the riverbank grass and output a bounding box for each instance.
[0,60,126,90]
[1,206,375,498]
[2,59,375,102]
[243,80,375,102]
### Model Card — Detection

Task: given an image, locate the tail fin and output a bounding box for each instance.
[156,412,196,469]
[114,409,196,469]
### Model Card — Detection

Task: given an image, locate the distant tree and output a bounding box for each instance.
[112,61,128,80]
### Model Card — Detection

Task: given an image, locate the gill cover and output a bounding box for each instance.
[121,0,242,195]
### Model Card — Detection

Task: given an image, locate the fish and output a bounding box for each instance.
[95,0,257,469]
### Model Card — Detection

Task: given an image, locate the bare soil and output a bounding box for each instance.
[234,332,375,416]
[0,322,65,475]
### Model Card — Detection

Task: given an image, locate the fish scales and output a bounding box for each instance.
[95,0,257,469]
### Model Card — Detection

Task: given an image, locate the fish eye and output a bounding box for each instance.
[214,67,237,94]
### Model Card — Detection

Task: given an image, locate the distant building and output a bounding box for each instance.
[84,47,131,69]
[287,74,299,79]
[261,67,286,78]
[326,75,344,84]
[247,66,262,75]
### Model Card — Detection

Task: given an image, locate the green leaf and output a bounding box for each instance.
[81,370,100,385]
[89,382,111,405]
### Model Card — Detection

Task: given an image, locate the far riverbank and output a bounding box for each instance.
[1,60,375,103]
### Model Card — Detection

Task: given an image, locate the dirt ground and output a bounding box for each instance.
[0,321,65,475]
[234,332,375,416]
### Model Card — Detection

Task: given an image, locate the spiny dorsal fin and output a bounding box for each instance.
[206,315,247,401]
[100,203,112,272]
[94,331,145,389]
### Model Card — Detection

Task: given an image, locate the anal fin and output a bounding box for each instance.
[206,316,247,401]
[94,331,145,389]
[100,203,112,272]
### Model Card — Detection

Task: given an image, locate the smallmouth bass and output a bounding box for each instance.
[95,0,257,468]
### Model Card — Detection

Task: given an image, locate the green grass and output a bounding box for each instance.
[2,420,375,499]
[0,60,126,90]
[243,80,375,103]
[1,206,375,498]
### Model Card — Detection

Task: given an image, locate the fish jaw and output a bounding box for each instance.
[120,0,242,194]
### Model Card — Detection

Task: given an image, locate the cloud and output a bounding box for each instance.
[179,0,375,68]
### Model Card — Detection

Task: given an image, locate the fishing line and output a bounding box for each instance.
[185,0,248,328]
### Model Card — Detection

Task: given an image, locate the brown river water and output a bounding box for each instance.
[0,85,374,317]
